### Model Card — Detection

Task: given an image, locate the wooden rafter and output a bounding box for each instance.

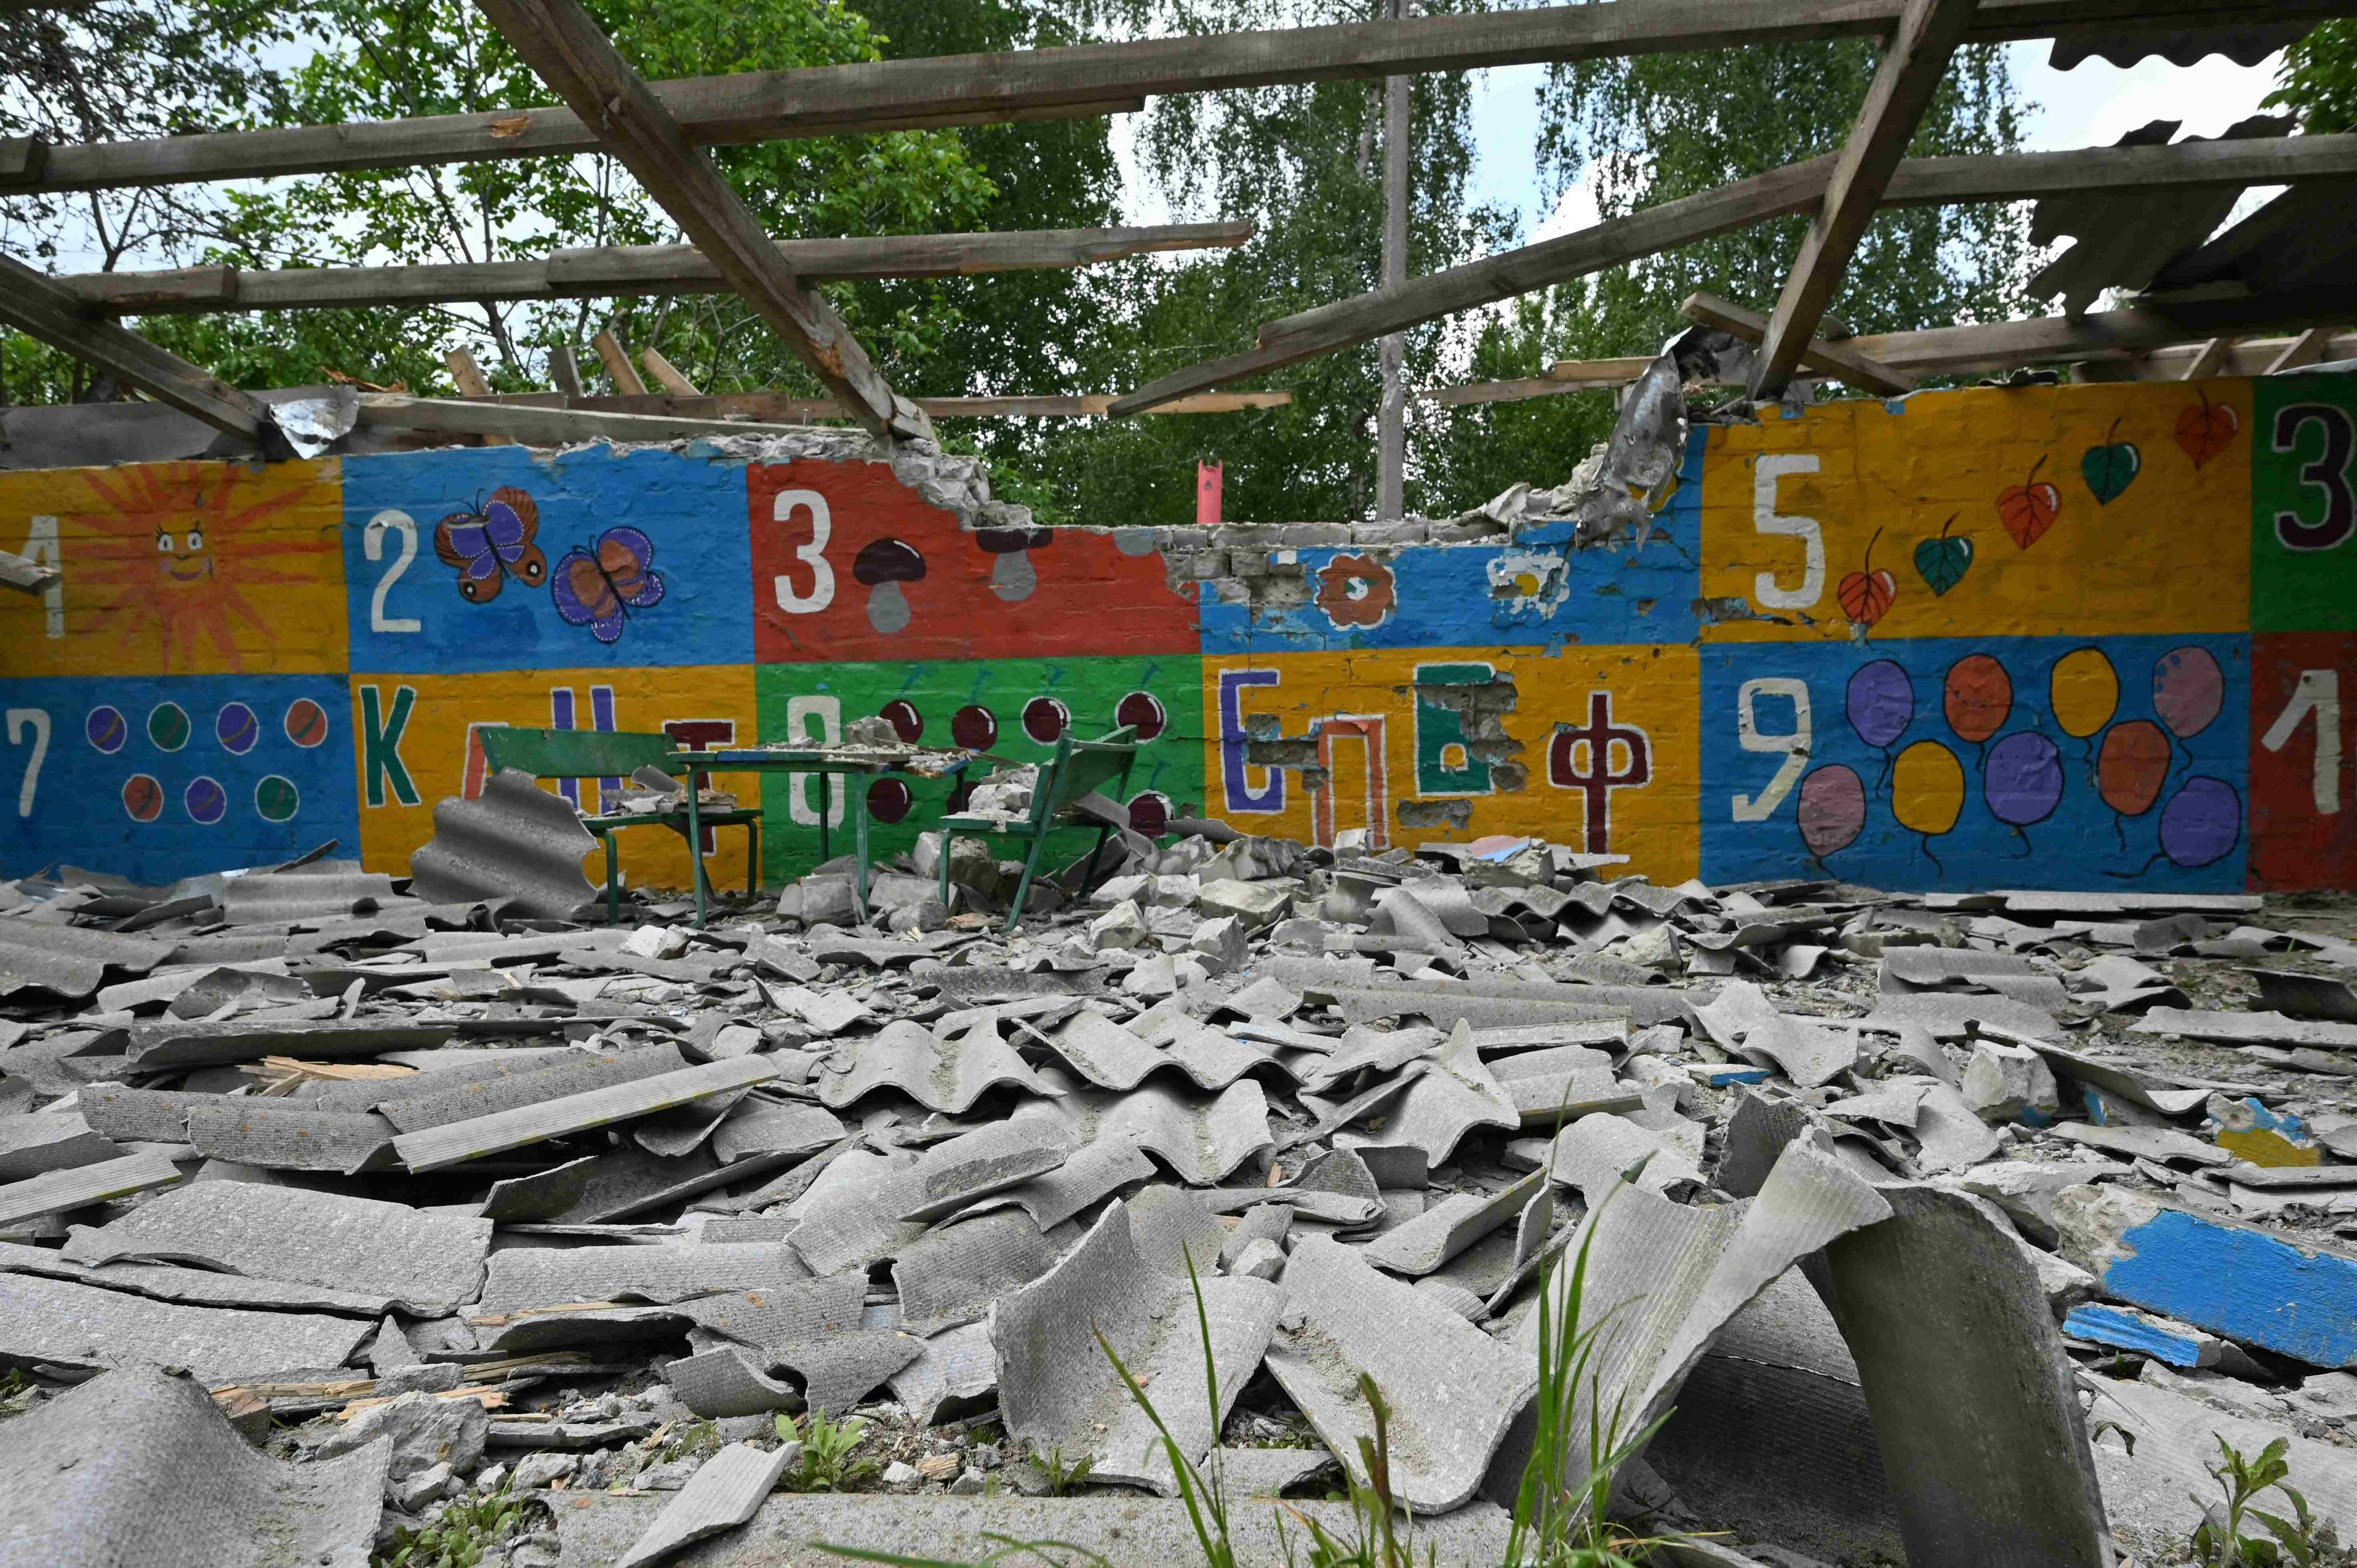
[1,1,2341,196]
[1844,287,2351,377]
[1751,0,1977,398]
[473,0,909,441]
[1685,293,1915,393]
[57,223,1255,316]
[0,252,271,440]
[1107,132,2357,415]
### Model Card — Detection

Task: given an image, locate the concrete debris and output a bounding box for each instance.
[2,830,2355,1562]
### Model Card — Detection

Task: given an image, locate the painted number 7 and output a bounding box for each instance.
[6,709,50,818]
[2262,668,2343,815]
[1732,678,1811,822]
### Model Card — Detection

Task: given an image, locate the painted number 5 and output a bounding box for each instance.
[772,489,835,614]
[1752,454,1824,610]
[6,708,50,818]
[364,509,422,633]
[1732,678,1811,822]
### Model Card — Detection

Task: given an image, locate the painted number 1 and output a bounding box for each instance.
[772,489,835,614]
[1732,678,1811,821]
[2263,668,2343,815]
[6,708,49,818]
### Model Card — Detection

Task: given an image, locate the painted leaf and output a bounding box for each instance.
[2176,398,2240,469]
[2081,442,2142,505]
[1837,567,1897,627]
[1913,534,1972,597]
[1998,478,2062,550]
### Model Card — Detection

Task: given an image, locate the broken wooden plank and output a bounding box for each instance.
[0,253,269,440]
[391,1053,781,1171]
[1748,0,1976,398]
[591,328,648,395]
[476,0,909,439]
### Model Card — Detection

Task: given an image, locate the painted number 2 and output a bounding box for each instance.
[1732,678,1811,822]
[2274,404,2355,552]
[772,489,835,614]
[6,708,50,818]
[1752,454,1825,609]
[2263,668,2344,816]
[365,509,423,633]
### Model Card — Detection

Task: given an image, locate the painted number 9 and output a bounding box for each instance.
[2274,404,2356,552]
[1732,678,1811,822]
[772,488,835,614]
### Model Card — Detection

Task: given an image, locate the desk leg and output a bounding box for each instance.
[852,770,871,923]
[686,786,708,929]
[815,774,830,866]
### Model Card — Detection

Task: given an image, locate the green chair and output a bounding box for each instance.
[477,728,760,925]
[934,725,1139,933]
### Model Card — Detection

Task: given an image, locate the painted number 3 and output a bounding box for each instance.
[771,489,835,614]
[2274,404,2356,552]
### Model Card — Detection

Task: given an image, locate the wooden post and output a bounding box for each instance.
[640,345,700,395]
[2266,327,2336,375]
[591,328,649,395]
[444,347,513,444]
[549,344,585,398]
[1376,0,1409,521]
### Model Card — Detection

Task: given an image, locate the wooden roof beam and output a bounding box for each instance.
[0,252,270,441]
[57,222,1255,316]
[1106,131,2357,415]
[473,0,909,442]
[2,0,2343,196]
[1684,292,1917,393]
[1752,0,1977,398]
[1846,286,2351,376]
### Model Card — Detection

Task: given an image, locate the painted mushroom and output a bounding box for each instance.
[853,539,925,634]
[976,526,1053,603]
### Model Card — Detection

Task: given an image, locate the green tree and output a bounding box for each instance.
[2268,20,2357,135]
[1536,33,2035,366]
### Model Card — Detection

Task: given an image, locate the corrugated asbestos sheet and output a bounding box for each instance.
[219,870,400,926]
[0,919,174,1000]
[409,770,599,921]
[2049,22,2316,71]
[2150,182,2357,298]
[2029,117,2292,314]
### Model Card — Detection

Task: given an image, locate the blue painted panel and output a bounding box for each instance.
[2061,1304,2208,1367]
[1199,439,1705,654]
[0,673,360,883]
[342,446,755,673]
[1699,633,2251,891]
[2102,1208,2357,1369]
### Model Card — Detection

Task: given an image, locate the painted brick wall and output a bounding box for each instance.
[3,373,2353,894]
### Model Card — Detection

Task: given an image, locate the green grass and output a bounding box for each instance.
[814,1181,1685,1568]
[372,1485,533,1568]
[778,1409,884,1494]
[2190,1435,2347,1567]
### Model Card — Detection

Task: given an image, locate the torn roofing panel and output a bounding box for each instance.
[0,1273,374,1383]
[0,1238,400,1315]
[615,1441,798,1568]
[181,1101,397,1174]
[218,870,400,926]
[0,1149,184,1228]
[0,921,174,1001]
[408,768,600,920]
[59,1180,491,1313]
[479,1242,810,1314]
[815,1018,1061,1114]
[391,1054,781,1172]
[375,1044,687,1132]
[0,1366,387,1568]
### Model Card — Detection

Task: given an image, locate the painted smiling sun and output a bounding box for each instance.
[70,462,327,671]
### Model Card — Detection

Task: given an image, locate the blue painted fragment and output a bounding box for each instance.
[2061,1303,2211,1367]
[2103,1207,2357,1368]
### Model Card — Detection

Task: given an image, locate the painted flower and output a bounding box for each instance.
[1317,553,1396,627]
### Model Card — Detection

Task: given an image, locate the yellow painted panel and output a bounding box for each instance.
[1201,643,1699,886]
[1699,381,2254,642]
[0,459,346,677]
[349,665,759,893]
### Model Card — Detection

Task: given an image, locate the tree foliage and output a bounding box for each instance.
[2269,20,2357,135]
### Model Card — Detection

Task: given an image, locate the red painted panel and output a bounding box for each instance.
[2249,631,2357,890]
[748,460,1198,664]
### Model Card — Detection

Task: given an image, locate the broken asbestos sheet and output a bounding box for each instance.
[991,1199,1284,1495]
[0,1273,374,1383]
[815,1018,1060,1113]
[60,1181,491,1313]
[1267,1234,1537,1512]
[0,1367,387,1568]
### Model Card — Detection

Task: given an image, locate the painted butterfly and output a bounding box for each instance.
[551,526,666,643]
[432,486,547,603]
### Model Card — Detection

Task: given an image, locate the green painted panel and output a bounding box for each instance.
[2254,372,2357,633]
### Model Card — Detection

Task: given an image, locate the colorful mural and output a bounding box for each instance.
[3,374,2353,894]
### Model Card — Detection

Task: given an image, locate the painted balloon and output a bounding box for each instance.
[2152,646,2224,740]
[2159,777,2241,868]
[1943,653,2013,744]
[1983,731,2063,827]
[1846,660,1914,749]
[2050,647,2119,739]
[1892,741,1966,837]
[1796,765,1867,858]
[2097,720,2172,818]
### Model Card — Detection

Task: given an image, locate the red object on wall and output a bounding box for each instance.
[2249,631,2357,890]
[748,460,1198,664]
[1197,462,1223,527]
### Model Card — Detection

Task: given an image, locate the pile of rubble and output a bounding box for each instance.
[5,827,2357,1568]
